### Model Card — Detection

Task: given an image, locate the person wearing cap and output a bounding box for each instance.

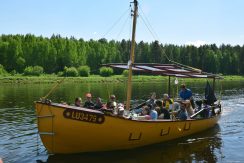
[108,94,117,109]
[179,84,192,100]
[74,97,82,107]
[83,93,95,109]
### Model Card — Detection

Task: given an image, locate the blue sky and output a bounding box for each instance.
[0,0,244,46]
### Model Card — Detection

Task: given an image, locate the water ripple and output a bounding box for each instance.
[1,82,244,162]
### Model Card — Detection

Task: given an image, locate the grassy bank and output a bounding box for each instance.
[0,75,243,84]
[0,75,166,84]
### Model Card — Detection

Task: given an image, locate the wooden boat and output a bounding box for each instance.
[36,102,220,153]
[35,0,222,154]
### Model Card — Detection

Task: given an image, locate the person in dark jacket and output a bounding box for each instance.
[83,93,94,109]
[94,97,103,110]
[155,100,170,119]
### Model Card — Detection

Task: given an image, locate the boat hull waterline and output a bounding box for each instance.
[35,102,220,154]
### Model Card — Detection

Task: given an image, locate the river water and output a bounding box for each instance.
[0,80,244,163]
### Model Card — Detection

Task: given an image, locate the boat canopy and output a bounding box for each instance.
[103,63,222,79]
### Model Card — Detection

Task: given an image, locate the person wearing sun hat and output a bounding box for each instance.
[83,93,94,109]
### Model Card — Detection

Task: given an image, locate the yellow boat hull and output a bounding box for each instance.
[35,101,220,154]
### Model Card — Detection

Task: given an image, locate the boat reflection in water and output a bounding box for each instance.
[44,125,222,163]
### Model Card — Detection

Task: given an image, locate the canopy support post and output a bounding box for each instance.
[213,77,216,94]
[168,76,171,97]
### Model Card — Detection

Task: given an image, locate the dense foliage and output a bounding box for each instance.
[0,34,244,75]
[99,67,114,77]
[63,66,79,77]
[78,66,90,77]
[0,64,8,75]
[122,70,129,77]
[23,66,43,76]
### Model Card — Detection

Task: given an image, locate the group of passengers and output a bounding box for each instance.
[132,84,214,120]
[74,93,123,114]
[73,83,214,120]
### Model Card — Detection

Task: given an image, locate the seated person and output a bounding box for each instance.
[133,92,157,114]
[179,84,192,100]
[182,100,194,117]
[94,97,104,110]
[102,95,117,114]
[108,94,117,109]
[141,103,158,120]
[174,103,187,120]
[74,97,82,107]
[100,104,113,115]
[155,100,170,119]
[150,107,158,120]
[191,100,212,119]
[136,105,151,120]
[195,100,203,113]
[202,99,211,118]
[172,102,180,112]
[146,92,157,106]
[83,93,95,109]
[116,103,125,116]
[162,93,174,111]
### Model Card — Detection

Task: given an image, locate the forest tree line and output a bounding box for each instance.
[0,34,244,75]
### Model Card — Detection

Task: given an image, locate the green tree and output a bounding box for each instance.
[6,38,23,72]
[78,66,90,77]
[99,67,113,77]
[63,66,78,77]
[0,64,8,75]
[150,41,163,63]
[23,66,43,76]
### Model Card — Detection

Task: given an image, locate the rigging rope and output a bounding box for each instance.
[42,77,65,100]
[102,8,131,38]
[116,12,131,40]
[138,5,170,62]
[138,5,203,73]
[138,5,160,41]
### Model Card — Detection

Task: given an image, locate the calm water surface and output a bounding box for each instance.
[0,80,244,163]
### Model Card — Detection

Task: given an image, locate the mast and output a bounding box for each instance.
[126,0,138,110]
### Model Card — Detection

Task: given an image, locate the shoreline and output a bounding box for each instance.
[0,75,243,84]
